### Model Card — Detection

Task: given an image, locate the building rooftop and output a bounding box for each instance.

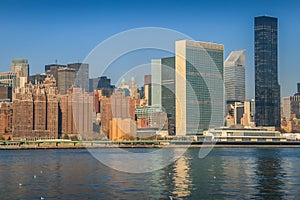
[224,50,245,67]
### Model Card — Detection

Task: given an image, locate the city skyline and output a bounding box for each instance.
[1,0,300,99]
[2,2,300,199]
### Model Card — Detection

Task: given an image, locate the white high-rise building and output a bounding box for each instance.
[224,50,246,103]
[151,59,162,107]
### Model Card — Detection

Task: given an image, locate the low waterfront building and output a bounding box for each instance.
[136,128,168,139]
[203,127,286,142]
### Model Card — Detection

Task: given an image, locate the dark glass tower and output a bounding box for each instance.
[255,16,280,128]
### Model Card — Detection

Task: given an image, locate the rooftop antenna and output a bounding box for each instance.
[55,59,58,64]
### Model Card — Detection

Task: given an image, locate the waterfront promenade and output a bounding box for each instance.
[1,140,300,149]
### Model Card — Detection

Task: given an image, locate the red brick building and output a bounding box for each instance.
[0,102,13,140]
[13,75,59,140]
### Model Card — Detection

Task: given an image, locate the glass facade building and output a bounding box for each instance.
[176,40,224,135]
[255,16,280,128]
[161,57,176,135]
[151,57,176,135]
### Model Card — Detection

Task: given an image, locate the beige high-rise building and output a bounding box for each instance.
[59,87,94,139]
[11,59,29,89]
[72,88,93,137]
[11,59,29,77]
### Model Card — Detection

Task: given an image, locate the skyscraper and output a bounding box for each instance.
[175,40,224,135]
[97,76,113,97]
[224,50,246,103]
[57,67,76,95]
[11,59,29,77]
[45,64,67,85]
[11,59,29,88]
[89,77,100,92]
[67,63,89,92]
[151,59,162,106]
[151,57,176,135]
[255,16,280,128]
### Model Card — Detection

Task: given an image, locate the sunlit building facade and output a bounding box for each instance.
[175,40,224,135]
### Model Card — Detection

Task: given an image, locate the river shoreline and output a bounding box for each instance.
[1,141,300,150]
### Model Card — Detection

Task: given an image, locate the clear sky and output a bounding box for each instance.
[0,0,300,99]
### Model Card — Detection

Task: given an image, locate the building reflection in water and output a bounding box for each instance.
[219,149,256,199]
[254,149,286,199]
[171,150,192,198]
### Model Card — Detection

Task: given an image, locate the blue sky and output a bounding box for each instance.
[0,0,300,99]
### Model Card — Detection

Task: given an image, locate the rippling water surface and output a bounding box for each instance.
[0,148,300,199]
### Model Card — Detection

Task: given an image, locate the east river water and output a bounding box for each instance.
[0,148,300,199]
